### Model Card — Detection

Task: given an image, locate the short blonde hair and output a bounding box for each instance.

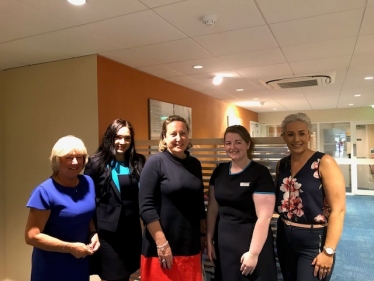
[50,135,88,174]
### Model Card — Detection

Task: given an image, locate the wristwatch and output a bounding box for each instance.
[323,246,336,256]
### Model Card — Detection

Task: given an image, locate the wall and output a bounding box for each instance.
[2,56,99,281]
[258,108,374,125]
[97,56,257,141]
[0,71,5,280]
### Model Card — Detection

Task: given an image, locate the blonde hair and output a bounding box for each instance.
[50,135,88,175]
[158,115,192,152]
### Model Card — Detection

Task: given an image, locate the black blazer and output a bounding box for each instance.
[84,154,146,232]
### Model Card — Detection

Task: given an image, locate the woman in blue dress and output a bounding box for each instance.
[25,135,99,281]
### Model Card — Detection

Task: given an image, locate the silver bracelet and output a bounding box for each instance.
[156,240,169,250]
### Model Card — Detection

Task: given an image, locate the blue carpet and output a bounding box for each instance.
[331,195,374,281]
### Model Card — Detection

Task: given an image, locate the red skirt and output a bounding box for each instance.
[140,254,202,281]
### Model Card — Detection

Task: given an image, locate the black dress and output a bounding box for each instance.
[210,161,277,281]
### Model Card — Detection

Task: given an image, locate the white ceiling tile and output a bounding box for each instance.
[163,75,205,89]
[137,64,181,78]
[236,63,293,80]
[139,0,185,9]
[165,57,231,75]
[80,9,187,48]
[0,39,70,65]
[346,64,374,78]
[218,48,286,69]
[282,38,356,62]
[290,56,351,75]
[337,96,368,107]
[132,39,213,64]
[187,71,242,86]
[350,53,374,67]
[360,6,374,35]
[16,0,147,26]
[0,0,72,43]
[354,34,374,54]
[100,49,158,68]
[0,59,26,70]
[274,99,312,111]
[270,9,363,47]
[257,0,366,23]
[154,0,265,37]
[306,96,339,109]
[22,28,121,58]
[193,25,278,56]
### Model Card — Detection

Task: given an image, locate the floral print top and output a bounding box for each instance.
[275,151,331,224]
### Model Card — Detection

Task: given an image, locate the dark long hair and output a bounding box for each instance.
[223,125,254,158]
[92,119,144,179]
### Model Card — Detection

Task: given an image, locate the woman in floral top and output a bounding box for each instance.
[275,113,346,281]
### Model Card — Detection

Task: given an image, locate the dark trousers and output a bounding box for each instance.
[276,218,335,281]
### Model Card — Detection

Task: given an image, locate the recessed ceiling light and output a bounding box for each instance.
[349,103,354,106]
[354,94,361,97]
[67,0,86,5]
[273,108,277,110]
[364,76,373,80]
[236,89,244,92]
[193,65,203,69]
[213,75,223,85]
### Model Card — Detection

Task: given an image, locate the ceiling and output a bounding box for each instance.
[1,0,374,113]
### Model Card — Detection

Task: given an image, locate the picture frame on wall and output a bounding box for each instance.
[148,99,192,140]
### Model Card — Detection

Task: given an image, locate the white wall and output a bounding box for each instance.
[0,69,6,280]
[2,56,99,281]
[258,108,374,125]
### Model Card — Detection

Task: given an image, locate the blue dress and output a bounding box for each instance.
[26,174,96,281]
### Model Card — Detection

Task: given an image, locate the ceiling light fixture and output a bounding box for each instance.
[354,94,361,97]
[349,103,354,106]
[193,65,203,69]
[364,76,373,80]
[236,89,244,92]
[67,0,86,5]
[273,108,277,110]
[371,105,374,108]
[213,75,223,85]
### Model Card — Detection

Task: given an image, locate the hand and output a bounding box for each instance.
[68,242,94,259]
[240,251,258,276]
[88,233,100,252]
[157,241,173,270]
[312,252,333,280]
[206,240,216,264]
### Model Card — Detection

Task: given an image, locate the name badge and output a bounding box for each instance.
[240,182,250,186]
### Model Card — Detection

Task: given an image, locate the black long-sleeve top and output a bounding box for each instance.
[139,150,205,257]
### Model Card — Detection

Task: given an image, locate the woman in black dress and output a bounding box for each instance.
[206,125,277,281]
[84,119,146,281]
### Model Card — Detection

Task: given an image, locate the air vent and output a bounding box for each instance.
[259,74,335,89]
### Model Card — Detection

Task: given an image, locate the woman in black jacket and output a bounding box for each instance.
[84,119,146,281]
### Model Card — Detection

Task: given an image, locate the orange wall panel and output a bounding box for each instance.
[97,56,257,141]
